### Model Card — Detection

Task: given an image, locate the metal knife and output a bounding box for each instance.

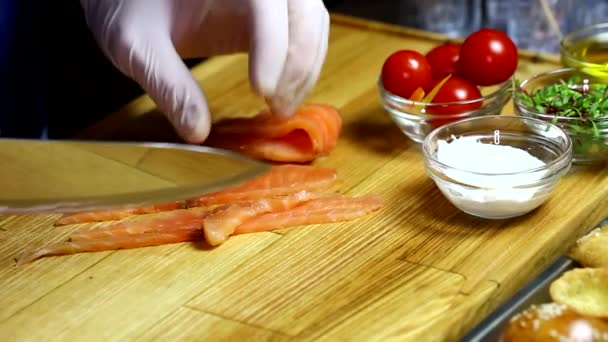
[0,138,271,214]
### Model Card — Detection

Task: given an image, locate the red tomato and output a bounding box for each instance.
[425,43,461,81]
[381,50,432,99]
[426,76,482,126]
[457,29,518,86]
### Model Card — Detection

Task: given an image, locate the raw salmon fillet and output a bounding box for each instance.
[16,232,200,266]
[187,164,337,207]
[68,207,211,241]
[19,209,216,265]
[55,164,337,225]
[17,193,384,265]
[205,104,342,163]
[202,190,319,246]
[17,192,320,264]
[55,201,188,226]
[18,165,386,265]
[235,194,384,234]
[68,191,317,245]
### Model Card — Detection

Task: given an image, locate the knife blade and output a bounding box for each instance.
[0,138,271,214]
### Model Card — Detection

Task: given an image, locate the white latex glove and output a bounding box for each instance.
[80,0,330,143]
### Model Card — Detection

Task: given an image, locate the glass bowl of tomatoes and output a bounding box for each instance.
[513,67,608,164]
[378,77,512,143]
[378,29,518,143]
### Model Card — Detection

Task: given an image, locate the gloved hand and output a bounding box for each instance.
[79,0,330,143]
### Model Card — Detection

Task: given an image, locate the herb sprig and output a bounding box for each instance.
[516,75,608,138]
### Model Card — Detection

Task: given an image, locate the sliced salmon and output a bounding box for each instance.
[187,164,337,207]
[203,190,319,246]
[18,163,387,265]
[205,104,342,163]
[17,193,384,265]
[18,191,320,264]
[15,231,199,266]
[68,191,318,245]
[19,209,214,265]
[234,194,384,234]
[71,193,382,242]
[68,207,211,241]
[55,164,337,226]
[55,201,188,226]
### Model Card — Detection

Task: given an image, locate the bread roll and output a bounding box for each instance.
[550,268,608,318]
[501,302,608,341]
[568,226,608,268]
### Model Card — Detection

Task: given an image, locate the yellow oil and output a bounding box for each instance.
[562,38,608,79]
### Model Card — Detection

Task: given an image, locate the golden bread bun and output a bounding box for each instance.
[568,227,608,268]
[501,302,608,341]
[550,268,608,318]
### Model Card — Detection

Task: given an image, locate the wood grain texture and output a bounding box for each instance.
[0,233,281,341]
[1,13,607,341]
[137,307,290,342]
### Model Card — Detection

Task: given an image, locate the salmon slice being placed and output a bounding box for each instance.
[55,164,337,225]
[235,194,384,234]
[205,104,342,163]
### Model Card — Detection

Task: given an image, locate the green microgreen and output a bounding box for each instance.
[515,75,608,157]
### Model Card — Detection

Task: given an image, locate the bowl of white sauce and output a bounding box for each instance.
[422,115,573,219]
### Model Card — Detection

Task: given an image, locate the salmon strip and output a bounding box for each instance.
[203,190,319,246]
[18,191,320,264]
[55,201,188,226]
[205,104,342,163]
[70,191,318,245]
[68,207,211,241]
[16,231,199,266]
[187,164,337,207]
[234,194,384,234]
[55,164,337,225]
[18,193,383,265]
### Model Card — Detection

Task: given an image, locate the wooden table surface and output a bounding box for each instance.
[2,14,608,341]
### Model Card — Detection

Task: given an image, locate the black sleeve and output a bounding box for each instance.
[36,1,202,139]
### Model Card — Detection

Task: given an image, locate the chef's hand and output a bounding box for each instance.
[80,0,330,143]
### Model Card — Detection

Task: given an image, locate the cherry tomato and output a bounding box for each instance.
[425,43,461,81]
[456,29,518,86]
[381,50,432,99]
[426,76,482,126]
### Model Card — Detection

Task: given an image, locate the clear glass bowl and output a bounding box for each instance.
[513,67,608,164]
[422,115,572,219]
[378,77,512,143]
[560,22,608,80]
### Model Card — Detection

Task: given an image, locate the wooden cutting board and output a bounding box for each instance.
[2,14,608,341]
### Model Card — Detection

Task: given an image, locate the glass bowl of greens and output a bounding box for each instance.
[514,67,608,164]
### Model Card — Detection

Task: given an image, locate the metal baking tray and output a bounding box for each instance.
[460,255,577,341]
[462,217,608,341]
